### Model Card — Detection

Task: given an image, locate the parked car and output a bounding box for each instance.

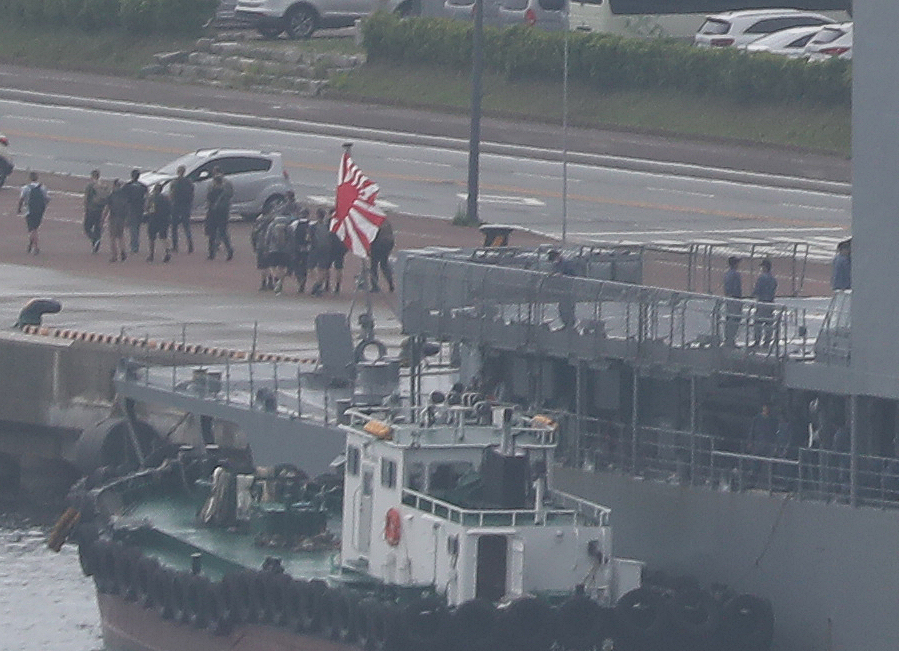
[139,149,293,221]
[234,0,417,39]
[804,22,852,61]
[740,24,824,58]
[693,9,835,49]
[443,0,567,31]
[0,133,11,188]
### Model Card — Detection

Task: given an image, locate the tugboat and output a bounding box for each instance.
[54,347,774,651]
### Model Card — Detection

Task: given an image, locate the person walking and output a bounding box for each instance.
[309,208,332,296]
[723,255,743,347]
[251,208,276,290]
[205,167,234,261]
[751,258,778,347]
[369,216,395,292]
[123,169,148,254]
[831,239,851,290]
[169,165,195,254]
[83,169,108,253]
[17,171,49,256]
[327,209,347,295]
[105,179,128,262]
[145,183,173,263]
[290,207,311,294]
[264,212,294,294]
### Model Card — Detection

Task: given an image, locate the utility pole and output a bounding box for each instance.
[466,0,484,224]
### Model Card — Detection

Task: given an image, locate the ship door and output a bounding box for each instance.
[358,465,374,554]
[475,535,507,602]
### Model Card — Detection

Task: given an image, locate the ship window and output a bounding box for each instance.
[381,458,397,488]
[406,462,425,491]
[347,445,360,476]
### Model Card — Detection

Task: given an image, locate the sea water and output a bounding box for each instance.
[0,509,103,651]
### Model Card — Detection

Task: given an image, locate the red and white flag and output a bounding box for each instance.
[332,150,386,257]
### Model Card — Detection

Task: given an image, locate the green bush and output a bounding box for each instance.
[361,13,851,106]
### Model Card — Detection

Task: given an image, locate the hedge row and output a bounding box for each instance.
[0,0,216,34]
[362,13,851,106]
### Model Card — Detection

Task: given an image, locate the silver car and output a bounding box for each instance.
[139,149,292,221]
[235,0,415,39]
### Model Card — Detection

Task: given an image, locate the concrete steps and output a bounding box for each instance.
[145,36,365,96]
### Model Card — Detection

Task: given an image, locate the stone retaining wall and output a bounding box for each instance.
[145,36,365,96]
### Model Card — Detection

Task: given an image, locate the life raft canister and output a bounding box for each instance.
[384,508,402,546]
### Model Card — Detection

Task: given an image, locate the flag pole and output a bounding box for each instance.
[341,142,374,320]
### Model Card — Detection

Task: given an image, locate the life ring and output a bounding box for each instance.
[355,338,388,363]
[384,508,402,547]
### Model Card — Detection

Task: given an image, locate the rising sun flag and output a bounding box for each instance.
[332,147,386,257]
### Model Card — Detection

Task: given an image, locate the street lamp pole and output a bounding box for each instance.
[562,25,569,244]
[467,0,484,224]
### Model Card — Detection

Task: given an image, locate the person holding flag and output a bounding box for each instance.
[330,143,386,268]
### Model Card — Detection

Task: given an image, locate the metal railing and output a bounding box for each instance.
[400,488,606,527]
[563,413,899,509]
[401,255,825,371]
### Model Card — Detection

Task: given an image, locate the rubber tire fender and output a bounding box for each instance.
[113,542,140,602]
[403,594,448,651]
[555,594,614,651]
[449,599,497,651]
[368,600,405,651]
[328,588,357,642]
[718,594,774,651]
[496,596,556,651]
[355,596,377,650]
[299,578,327,633]
[151,567,175,621]
[135,556,161,609]
[186,574,213,629]
[77,536,99,578]
[613,587,668,651]
[169,571,192,625]
[667,587,720,650]
[208,580,233,636]
[221,571,252,624]
[264,571,293,627]
[92,539,116,594]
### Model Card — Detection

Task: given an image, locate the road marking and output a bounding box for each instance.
[387,157,452,168]
[7,116,65,124]
[130,128,195,138]
[781,202,844,212]
[456,193,545,206]
[306,194,398,210]
[647,186,715,198]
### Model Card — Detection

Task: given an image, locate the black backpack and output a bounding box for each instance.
[28,183,46,217]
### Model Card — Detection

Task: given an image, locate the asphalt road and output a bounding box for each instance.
[0,87,851,249]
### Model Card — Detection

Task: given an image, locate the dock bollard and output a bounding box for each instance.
[191,553,202,575]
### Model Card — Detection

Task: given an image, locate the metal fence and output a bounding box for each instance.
[558,413,899,509]
[402,255,824,369]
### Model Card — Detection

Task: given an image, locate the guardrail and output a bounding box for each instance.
[401,255,824,370]
[562,413,899,509]
[400,488,605,526]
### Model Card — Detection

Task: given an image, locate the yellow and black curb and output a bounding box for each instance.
[18,325,317,365]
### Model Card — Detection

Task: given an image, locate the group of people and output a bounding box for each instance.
[252,195,395,297]
[722,255,779,348]
[18,166,235,263]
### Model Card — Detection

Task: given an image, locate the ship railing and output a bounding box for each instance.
[342,405,558,446]
[567,414,899,508]
[400,488,606,527]
[401,255,825,369]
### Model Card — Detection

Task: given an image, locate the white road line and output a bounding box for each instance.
[456,193,545,207]
[130,128,195,138]
[781,202,844,212]
[646,186,715,198]
[8,116,65,124]
[387,157,452,168]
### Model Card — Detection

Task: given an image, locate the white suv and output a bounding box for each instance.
[693,9,835,49]
[139,149,293,221]
[235,0,416,39]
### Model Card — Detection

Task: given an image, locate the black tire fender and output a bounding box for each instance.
[718,594,774,651]
[135,556,161,609]
[449,599,497,651]
[355,596,377,650]
[299,578,327,633]
[263,571,293,627]
[614,587,667,648]
[556,595,613,650]
[169,571,191,624]
[329,588,356,642]
[667,587,720,648]
[404,594,447,651]
[496,596,556,651]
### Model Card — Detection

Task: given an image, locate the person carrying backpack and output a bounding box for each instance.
[84,169,110,253]
[264,213,293,294]
[17,171,49,256]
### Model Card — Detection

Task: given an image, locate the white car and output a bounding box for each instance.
[693,9,835,49]
[235,0,416,39]
[805,22,852,61]
[139,149,293,221]
[741,25,824,58]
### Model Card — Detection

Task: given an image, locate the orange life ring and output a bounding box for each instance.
[384,508,402,546]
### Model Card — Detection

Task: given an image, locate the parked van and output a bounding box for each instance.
[443,0,568,31]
